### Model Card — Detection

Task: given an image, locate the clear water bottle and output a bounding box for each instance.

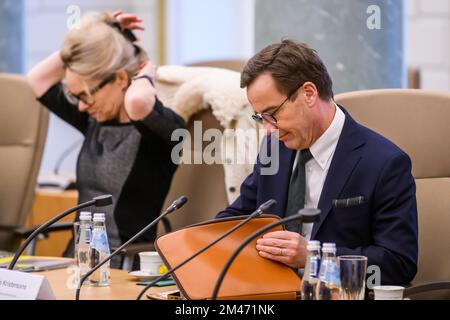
[76,212,92,283]
[89,213,110,287]
[316,243,341,300]
[301,240,321,300]
[75,212,91,263]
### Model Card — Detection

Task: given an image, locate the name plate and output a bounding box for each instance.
[0,269,55,300]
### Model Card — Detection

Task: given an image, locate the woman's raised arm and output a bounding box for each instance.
[27,51,65,98]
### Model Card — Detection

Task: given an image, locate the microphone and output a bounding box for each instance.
[76,195,188,300]
[136,199,277,300]
[332,196,365,208]
[167,195,188,212]
[211,208,321,300]
[8,195,113,270]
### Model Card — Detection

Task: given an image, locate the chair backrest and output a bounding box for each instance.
[0,73,49,251]
[335,89,450,286]
[188,59,247,73]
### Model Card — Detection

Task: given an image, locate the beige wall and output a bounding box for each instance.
[407,0,450,91]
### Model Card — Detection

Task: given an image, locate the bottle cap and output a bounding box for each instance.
[307,240,321,251]
[79,214,91,221]
[322,242,336,252]
[79,211,91,219]
[93,213,105,222]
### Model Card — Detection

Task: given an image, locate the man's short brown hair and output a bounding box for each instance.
[241,39,334,101]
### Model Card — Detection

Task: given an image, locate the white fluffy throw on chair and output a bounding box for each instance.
[156,65,263,204]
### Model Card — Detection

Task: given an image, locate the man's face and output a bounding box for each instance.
[247,72,314,150]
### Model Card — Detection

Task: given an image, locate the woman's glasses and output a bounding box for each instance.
[66,74,116,105]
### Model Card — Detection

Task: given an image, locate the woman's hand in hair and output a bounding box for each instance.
[137,60,158,81]
[112,10,145,33]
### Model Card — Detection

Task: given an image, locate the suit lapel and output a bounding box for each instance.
[311,109,365,239]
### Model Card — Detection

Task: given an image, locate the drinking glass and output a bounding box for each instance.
[338,255,368,300]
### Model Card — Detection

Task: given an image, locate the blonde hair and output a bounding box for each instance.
[60,12,147,81]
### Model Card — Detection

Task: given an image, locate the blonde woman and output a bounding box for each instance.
[27,11,185,267]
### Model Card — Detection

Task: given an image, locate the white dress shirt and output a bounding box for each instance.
[291,104,345,240]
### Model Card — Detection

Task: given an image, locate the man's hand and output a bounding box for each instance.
[256,230,308,268]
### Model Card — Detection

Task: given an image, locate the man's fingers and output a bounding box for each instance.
[256,244,282,256]
[263,230,299,240]
[256,245,296,257]
[256,238,290,248]
[258,251,293,266]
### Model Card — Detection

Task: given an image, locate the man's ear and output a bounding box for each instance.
[302,82,318,106]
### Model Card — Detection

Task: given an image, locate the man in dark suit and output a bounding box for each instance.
[216,39,418,285]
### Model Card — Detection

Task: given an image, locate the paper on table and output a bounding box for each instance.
[0,256,74,272]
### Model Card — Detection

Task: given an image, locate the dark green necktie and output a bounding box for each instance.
[285,149,313,234]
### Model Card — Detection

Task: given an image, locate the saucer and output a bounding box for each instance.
[128,270,161,281]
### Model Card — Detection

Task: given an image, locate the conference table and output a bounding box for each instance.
[39,268,177,300]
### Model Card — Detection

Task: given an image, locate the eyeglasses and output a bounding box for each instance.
[252,84,303,125]
[67,74,116,106]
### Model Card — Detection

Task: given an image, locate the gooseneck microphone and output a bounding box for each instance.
[76,195,188,300]
[8,195,113,270]
[136,199,277,300]
[211,208,321,300]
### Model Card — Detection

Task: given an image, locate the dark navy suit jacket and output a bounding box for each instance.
[217,107,418,285]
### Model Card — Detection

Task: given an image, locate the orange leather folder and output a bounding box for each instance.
[155,215,301,300]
